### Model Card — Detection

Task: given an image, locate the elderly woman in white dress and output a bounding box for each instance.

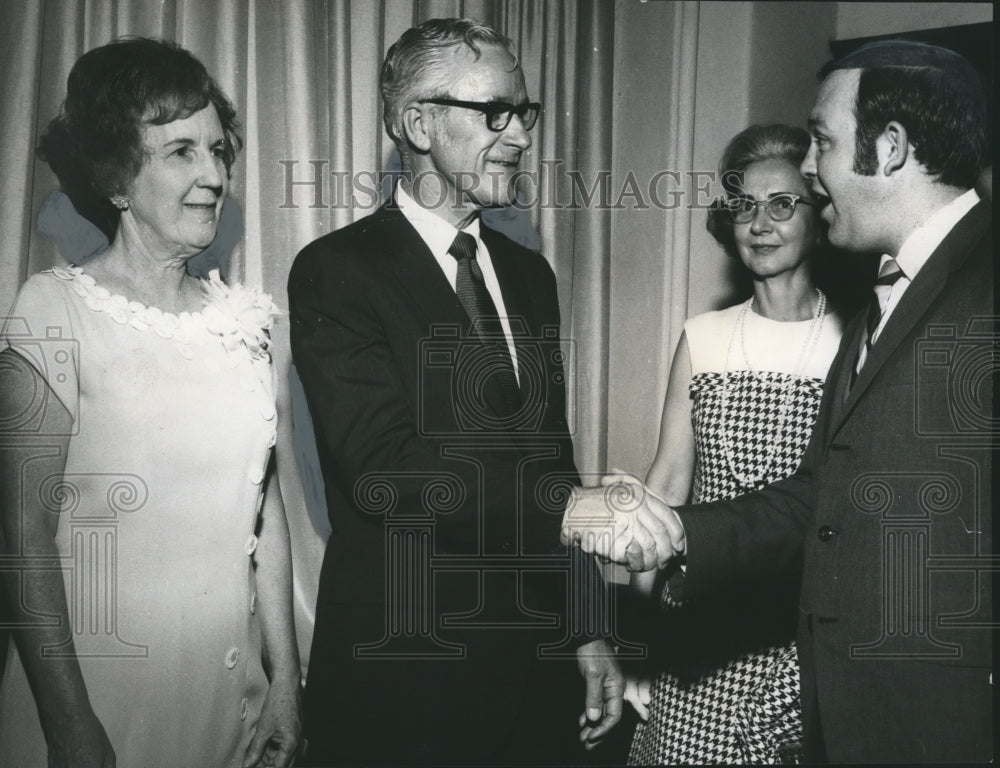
[0,38,300,768]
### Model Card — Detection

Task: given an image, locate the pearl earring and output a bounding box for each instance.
[110,195,130,211]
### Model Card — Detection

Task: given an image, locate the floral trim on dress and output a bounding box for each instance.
[50,265,281,363]
[201,269,280,360]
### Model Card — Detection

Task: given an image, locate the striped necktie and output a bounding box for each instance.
[448,232,521,413]
[855,257,904,376]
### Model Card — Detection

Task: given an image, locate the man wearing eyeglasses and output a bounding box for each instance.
[289,17,622,766]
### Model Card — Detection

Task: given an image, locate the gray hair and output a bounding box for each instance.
[380,18,517,151]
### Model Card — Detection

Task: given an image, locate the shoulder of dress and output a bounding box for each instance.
[10,267,80,309]
[684,303,743,337]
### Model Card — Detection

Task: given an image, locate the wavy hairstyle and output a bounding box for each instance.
[379,18,516,155]
[38,37,242,238]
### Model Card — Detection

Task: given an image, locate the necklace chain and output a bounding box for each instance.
[720,289,827,488]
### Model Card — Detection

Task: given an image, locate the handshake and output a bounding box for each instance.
[559,473,687,572]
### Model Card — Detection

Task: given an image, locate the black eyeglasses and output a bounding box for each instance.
[420,98,541,132]
[727,193,817,223]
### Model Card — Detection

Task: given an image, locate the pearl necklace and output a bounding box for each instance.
[720,289,827,487]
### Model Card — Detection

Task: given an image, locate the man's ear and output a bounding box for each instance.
[878,121,910,176]
[401,104,432,153]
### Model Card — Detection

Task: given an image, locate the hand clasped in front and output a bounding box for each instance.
[559,476,686,571]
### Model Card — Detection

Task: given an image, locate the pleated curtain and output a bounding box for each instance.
[0,0,700,676]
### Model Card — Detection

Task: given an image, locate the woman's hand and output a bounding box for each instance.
[242,679,303,768]
[44,707,116,767]
[624,675,652,722]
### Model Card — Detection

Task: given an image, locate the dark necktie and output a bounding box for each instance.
[448,231,521,412]
[854,257,904,378]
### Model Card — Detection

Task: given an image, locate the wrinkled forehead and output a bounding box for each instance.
[141,104,224,147]
[437,43,527,101]
[741,157,812,197]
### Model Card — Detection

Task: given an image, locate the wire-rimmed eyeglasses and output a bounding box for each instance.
[727,193,817,224]
[420,98,541,132]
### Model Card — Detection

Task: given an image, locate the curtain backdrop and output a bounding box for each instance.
[0,0,699,677]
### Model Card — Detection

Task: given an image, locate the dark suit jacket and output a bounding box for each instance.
[288,204,600,765]
[674,200,993,763]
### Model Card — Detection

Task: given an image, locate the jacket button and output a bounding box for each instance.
[225,647,240,669]
[818,525,837,542]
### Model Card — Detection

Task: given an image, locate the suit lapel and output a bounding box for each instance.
[370,207,520,423]
[367,205,469,330]
[482,226,537,343]
[834,200,990,431]
[827,309,866,429]
[479,226,531,420]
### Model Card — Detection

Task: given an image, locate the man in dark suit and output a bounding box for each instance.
[565,40,992,763]
[289,18,622,766]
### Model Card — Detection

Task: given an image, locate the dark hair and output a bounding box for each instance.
[38,37,242,239]
[819,39,987,188]
[380,18,516,151]
[706,123,812,259]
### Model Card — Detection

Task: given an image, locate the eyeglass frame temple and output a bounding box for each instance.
[729,194,817,222]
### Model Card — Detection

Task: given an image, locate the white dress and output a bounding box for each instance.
[629,300,844,765]
[0,266,279,768]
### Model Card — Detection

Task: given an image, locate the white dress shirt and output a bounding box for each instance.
[858,188,980,369]
[396,184,520,380]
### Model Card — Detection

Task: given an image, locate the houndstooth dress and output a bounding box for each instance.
[628,302,843,765]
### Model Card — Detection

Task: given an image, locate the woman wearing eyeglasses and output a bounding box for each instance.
[625,124,847,765]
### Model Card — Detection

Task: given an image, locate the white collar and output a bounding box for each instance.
[395,183,482,258]
[890,188,980,280]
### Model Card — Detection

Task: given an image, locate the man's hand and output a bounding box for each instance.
[576,638,624,750]
[560,476,686,571]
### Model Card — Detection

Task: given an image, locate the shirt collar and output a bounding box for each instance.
[891,188,980,280]
[395,183,482,259]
